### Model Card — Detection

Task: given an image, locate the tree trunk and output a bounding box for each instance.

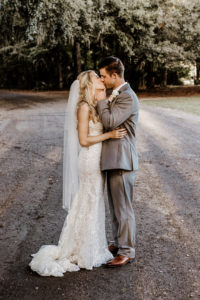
[58,61,63,89]
[146,61,155,89]
[138,61,146,89]
[139,74,145,89]
[75,41,81,75]
[196,59,200,84]
[93,57,97,71]
[91,43,97,70]
[161,66,167,87]
[84,48,88,70]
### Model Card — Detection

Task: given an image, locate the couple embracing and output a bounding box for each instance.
[29,56,139,276]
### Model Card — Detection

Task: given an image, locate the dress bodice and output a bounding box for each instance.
[88,119,103,136]
[78,119,103,181]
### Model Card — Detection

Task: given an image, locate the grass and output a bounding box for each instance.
[140,96,200,115]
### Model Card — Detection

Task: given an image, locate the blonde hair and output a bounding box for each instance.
[77,70,99,123]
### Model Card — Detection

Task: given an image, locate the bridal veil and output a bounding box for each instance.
[62,79,81,212]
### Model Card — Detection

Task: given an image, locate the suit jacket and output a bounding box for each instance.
[97,83,139,171]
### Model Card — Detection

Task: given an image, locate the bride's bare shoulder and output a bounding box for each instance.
[77,101,93,122]
[77,101,89,111]
[77,101,90,122]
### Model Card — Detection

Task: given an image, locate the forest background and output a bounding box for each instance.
[0,0,199,90]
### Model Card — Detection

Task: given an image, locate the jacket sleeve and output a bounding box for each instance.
[97,93,136,130]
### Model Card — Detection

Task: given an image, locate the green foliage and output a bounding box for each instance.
[0,0,199,89]
[167,66,191,85]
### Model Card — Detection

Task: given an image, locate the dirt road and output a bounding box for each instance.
[0,91,199,300]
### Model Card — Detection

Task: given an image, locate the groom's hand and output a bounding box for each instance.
[95,89,106,101]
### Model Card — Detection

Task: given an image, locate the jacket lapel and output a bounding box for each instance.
[110,83,130,110]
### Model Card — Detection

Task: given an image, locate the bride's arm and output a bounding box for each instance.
[77,103,127,147]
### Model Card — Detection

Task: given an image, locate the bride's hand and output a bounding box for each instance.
[109,127,127,139]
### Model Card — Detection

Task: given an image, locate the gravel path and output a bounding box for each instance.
[0,91,199,300]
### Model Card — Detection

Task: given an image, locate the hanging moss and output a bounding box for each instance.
[0,0,199,89]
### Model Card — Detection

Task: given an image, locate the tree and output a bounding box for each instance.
[0,0,199,89]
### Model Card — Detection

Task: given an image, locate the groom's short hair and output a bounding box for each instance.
[98,56,124,78]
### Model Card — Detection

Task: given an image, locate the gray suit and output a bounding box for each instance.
[97,83,139,258]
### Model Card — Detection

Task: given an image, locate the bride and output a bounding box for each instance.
[29,70,127,276]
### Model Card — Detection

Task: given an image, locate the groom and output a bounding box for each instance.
[96,56,139,267]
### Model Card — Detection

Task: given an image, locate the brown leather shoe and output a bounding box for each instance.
[108,244,119,256]
[105,254,135,268]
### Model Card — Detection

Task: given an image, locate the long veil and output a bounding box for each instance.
[62,79,81,212]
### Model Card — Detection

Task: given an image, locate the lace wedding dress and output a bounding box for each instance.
[29,120,113,276]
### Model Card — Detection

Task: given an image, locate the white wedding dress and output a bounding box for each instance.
[29,119,113,276]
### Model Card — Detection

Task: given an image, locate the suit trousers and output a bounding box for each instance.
[106,169,137,258]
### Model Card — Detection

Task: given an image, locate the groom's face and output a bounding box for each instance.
[99,68,116,89]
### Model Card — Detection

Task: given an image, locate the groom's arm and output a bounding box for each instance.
[97,93,136,130]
